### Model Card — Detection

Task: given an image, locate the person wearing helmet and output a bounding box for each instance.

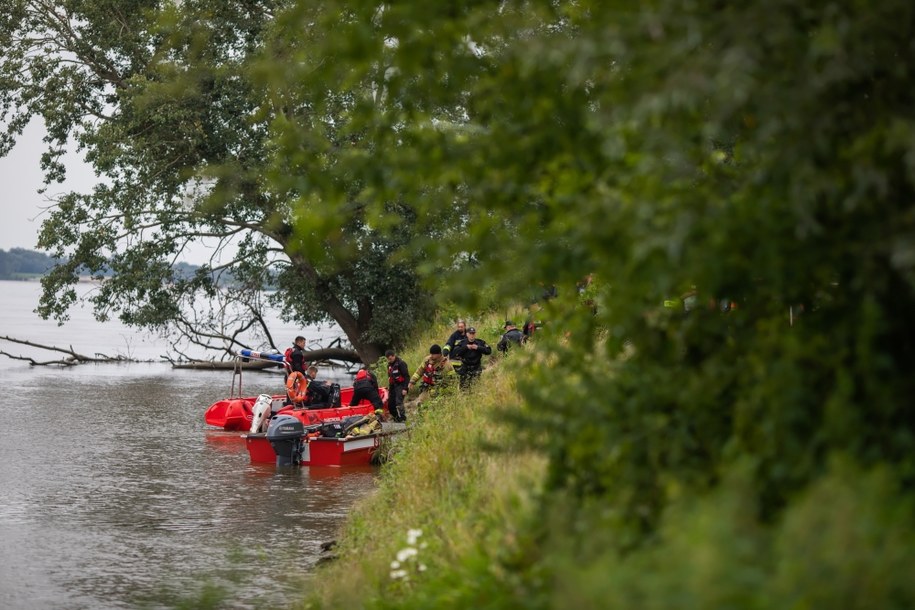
[348,367,384,411]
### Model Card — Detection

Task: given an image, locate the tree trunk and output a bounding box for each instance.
[315,294,380,363]
[288,254,387,364]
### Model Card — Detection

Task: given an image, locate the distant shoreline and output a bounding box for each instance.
[0,248,203,284]
[0,275,100,283]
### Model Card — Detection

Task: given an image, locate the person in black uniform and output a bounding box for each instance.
[441,319,467,360]
[283,336,309,406]
[452,327,492,389]
[385,349,410,422]
[304,366,332,408]
[497,321,525,354]
[289,335,308,375]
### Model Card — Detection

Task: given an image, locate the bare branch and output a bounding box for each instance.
[0,335,152,366]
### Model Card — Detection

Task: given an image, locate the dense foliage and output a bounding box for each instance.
[6,0,912,605]
[264,0,915,605]
[309,319,915,610]
[0,0,432,361]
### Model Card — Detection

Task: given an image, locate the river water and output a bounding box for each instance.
[0,280,377,609]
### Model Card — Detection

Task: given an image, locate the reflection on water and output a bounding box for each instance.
[0,364,376,609]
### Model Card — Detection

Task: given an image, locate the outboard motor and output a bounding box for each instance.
[249,394,273,434]
[266,415,306,466]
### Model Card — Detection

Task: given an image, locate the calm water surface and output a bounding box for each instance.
[0,281,376,609]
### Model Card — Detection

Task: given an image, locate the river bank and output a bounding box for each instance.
[299,313,548,608]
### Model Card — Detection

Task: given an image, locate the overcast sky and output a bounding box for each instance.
[0,119,224,264]
[0,120,98,253]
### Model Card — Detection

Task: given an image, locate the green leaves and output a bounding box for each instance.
[2,0,437,361]
[261,0,915,539]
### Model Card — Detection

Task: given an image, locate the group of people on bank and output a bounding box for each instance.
[284,318,531,424]
[384,319,531,419]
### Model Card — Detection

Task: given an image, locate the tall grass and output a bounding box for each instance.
[304,317,547,609]
[299,318,915,610]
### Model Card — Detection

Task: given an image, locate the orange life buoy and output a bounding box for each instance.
[285,371,309,403]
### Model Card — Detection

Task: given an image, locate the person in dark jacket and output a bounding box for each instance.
[385,349,410,422]
[282,336,309,406]
[303,366,332,407]
[289,336,308,375]
[497,321,525,354]
[349,368,384,411]
[441,319,467,360]
[452,327,492,389]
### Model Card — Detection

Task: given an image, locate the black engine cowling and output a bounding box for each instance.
[266,415,305,466]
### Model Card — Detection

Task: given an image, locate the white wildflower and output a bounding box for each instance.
[389,528,427,582]
[407,528,423,545]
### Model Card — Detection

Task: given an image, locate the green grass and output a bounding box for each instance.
[297,315,915,610]
[303,313,547,609]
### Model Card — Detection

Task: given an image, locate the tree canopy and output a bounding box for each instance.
[0,0,432,362]
[264,0,915,545]
[5,0,914,557]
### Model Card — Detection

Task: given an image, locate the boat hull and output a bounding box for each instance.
[205,387,388,431]
[204,395,282,431]
[245,433,381,467]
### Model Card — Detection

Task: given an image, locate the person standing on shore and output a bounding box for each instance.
[442,319,467,359]
[385,349,410,423]
[452,327,492,390]
[406,344,456,410]
[497,322,525,354]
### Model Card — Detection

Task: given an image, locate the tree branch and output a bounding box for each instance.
[0,335,152,366]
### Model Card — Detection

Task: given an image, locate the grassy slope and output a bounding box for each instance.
[299,316,915,610]
[303,314,547,609]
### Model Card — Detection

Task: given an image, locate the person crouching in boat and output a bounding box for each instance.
[406,344,456,411]
[349,368,384,412]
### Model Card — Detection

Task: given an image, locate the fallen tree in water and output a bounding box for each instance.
[0,335,151,367]
[169,347,363,369]
[0,335,363,368]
